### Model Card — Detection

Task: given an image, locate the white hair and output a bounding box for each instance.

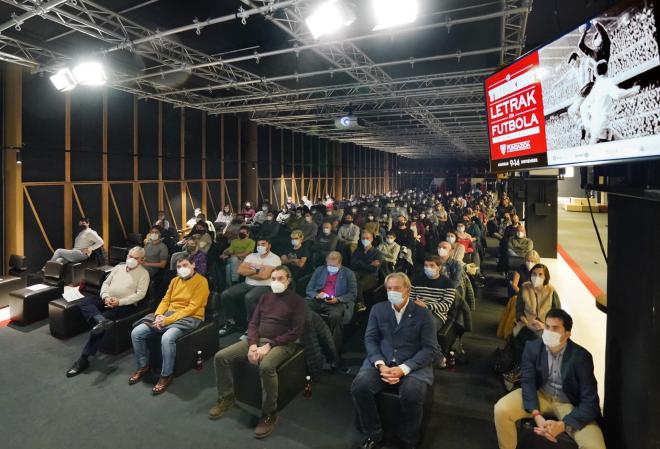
[129,246,145,258]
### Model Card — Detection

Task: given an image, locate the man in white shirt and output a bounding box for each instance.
[66,246,150,377]
[50,217,104,264]
[301,195,313,210]
[218,239,282,337]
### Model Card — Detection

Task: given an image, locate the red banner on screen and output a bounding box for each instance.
[485,51,548,172]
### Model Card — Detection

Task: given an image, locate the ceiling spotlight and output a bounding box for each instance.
[372,0,418,31]
[49,68,77,92]
[305,0,356,39]
[72,62,107,86]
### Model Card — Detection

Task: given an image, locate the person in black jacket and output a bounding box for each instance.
[494,309,605,449]
[350,230,383,307]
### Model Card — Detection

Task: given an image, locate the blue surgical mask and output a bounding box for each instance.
[361,239,371,247]
[327,265,339,274]
[387,290,404,306]
[424,267,438,279]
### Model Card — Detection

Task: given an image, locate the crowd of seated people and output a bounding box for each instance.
[47,186,605,449]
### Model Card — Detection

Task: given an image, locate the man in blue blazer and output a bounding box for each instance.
[351,272,439,449]
[494,308,606,449]
[306,251,357,352]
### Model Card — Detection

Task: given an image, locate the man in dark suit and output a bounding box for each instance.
[351,272,439,449]
[305,251,357,352]
[494,308,606,449]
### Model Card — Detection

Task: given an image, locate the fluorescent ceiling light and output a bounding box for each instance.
[72,62,107,86]
[305,0,355,39]
[372,0,418,31]
[49,68,77,92]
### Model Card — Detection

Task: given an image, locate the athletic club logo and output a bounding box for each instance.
[500,144,507,155]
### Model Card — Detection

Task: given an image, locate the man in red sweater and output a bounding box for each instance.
[209,265,306,439]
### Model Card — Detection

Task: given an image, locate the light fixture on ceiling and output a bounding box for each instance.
[372,0,418,31]
[305,0,356,39]
[72,62,107,86]
[49,68,77,92]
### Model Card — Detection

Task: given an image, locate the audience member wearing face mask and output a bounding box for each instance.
[220,226,256,287]
[495,309,605,449]
[509,250,541,297]
[410,255,458,334]
[280,230,311,279]
[66,246,150,379]
[130,256,209,395]
[508,225,534,258]
[142,225,169,278]
[337,214,361,254]
[313,222,339,266]
[377,232,400,275]
[218,239,282,338]
[49,217,104,265]
[351,272,439,449]
[513,264,561,362]
[211,266,306,439]
[305,251,357,352]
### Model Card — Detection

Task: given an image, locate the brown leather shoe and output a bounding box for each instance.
[152,375,173,395]
[128,366,150,385]
[254,413,278,439]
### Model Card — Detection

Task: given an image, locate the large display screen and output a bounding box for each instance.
[486,0,660,172]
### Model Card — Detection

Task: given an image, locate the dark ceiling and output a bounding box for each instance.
[0,0,620,163]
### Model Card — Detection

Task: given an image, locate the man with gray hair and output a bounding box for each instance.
[305,251,357,352]
[66,246,150,377]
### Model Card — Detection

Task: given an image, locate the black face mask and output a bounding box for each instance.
[79,224,88,230]
[239,232,248,239]
[344,220,353,225]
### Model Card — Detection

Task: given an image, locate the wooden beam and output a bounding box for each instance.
[180,108,187,230]
[220,115,226,209]
[101,91,109,251]
[64,93,72,248]
[3,64,24,270]
[201,111,207,215]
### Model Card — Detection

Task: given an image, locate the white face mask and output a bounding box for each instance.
[531,274,544,288]
[323,228,331,235]
[526,261,535,272]
[149,233,159,242]
[517,232,525,239]
[447,236,456,244]
[256,245,268,255]
[386,238,395,244]
[177,266,192,279]
[291,239,300,247]
[542,329,562,348]
[457,226,465,233]
[424,267,438,279]
[126,257,138,269]
[438,247,449,257]
[271,280,287,294]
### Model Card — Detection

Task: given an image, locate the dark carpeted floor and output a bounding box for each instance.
[0,245,508,449]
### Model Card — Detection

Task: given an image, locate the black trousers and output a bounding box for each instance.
[351,366,428,446]
[78,295,135,357]
[308,299,345,353]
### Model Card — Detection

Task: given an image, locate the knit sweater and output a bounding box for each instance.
[155,273,209,326]
[100,264,150,306]
[73,228,104,251]
[248,288,306,347]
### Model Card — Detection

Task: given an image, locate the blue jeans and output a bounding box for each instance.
[225,256,240,286]
[50,248,88,264]
[131,313,202,377]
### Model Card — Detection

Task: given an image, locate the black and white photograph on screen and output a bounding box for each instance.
[538,0,660,166]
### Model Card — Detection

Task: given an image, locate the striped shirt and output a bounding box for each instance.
[410,275,457,324]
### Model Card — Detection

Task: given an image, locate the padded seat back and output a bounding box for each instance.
[43,261,65,286]
[80,268,108,296]
[8,254,28,277]
[108,246,128,265]
[91,246,107,266]
[205,291,220,323]
[127,232,143,247]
